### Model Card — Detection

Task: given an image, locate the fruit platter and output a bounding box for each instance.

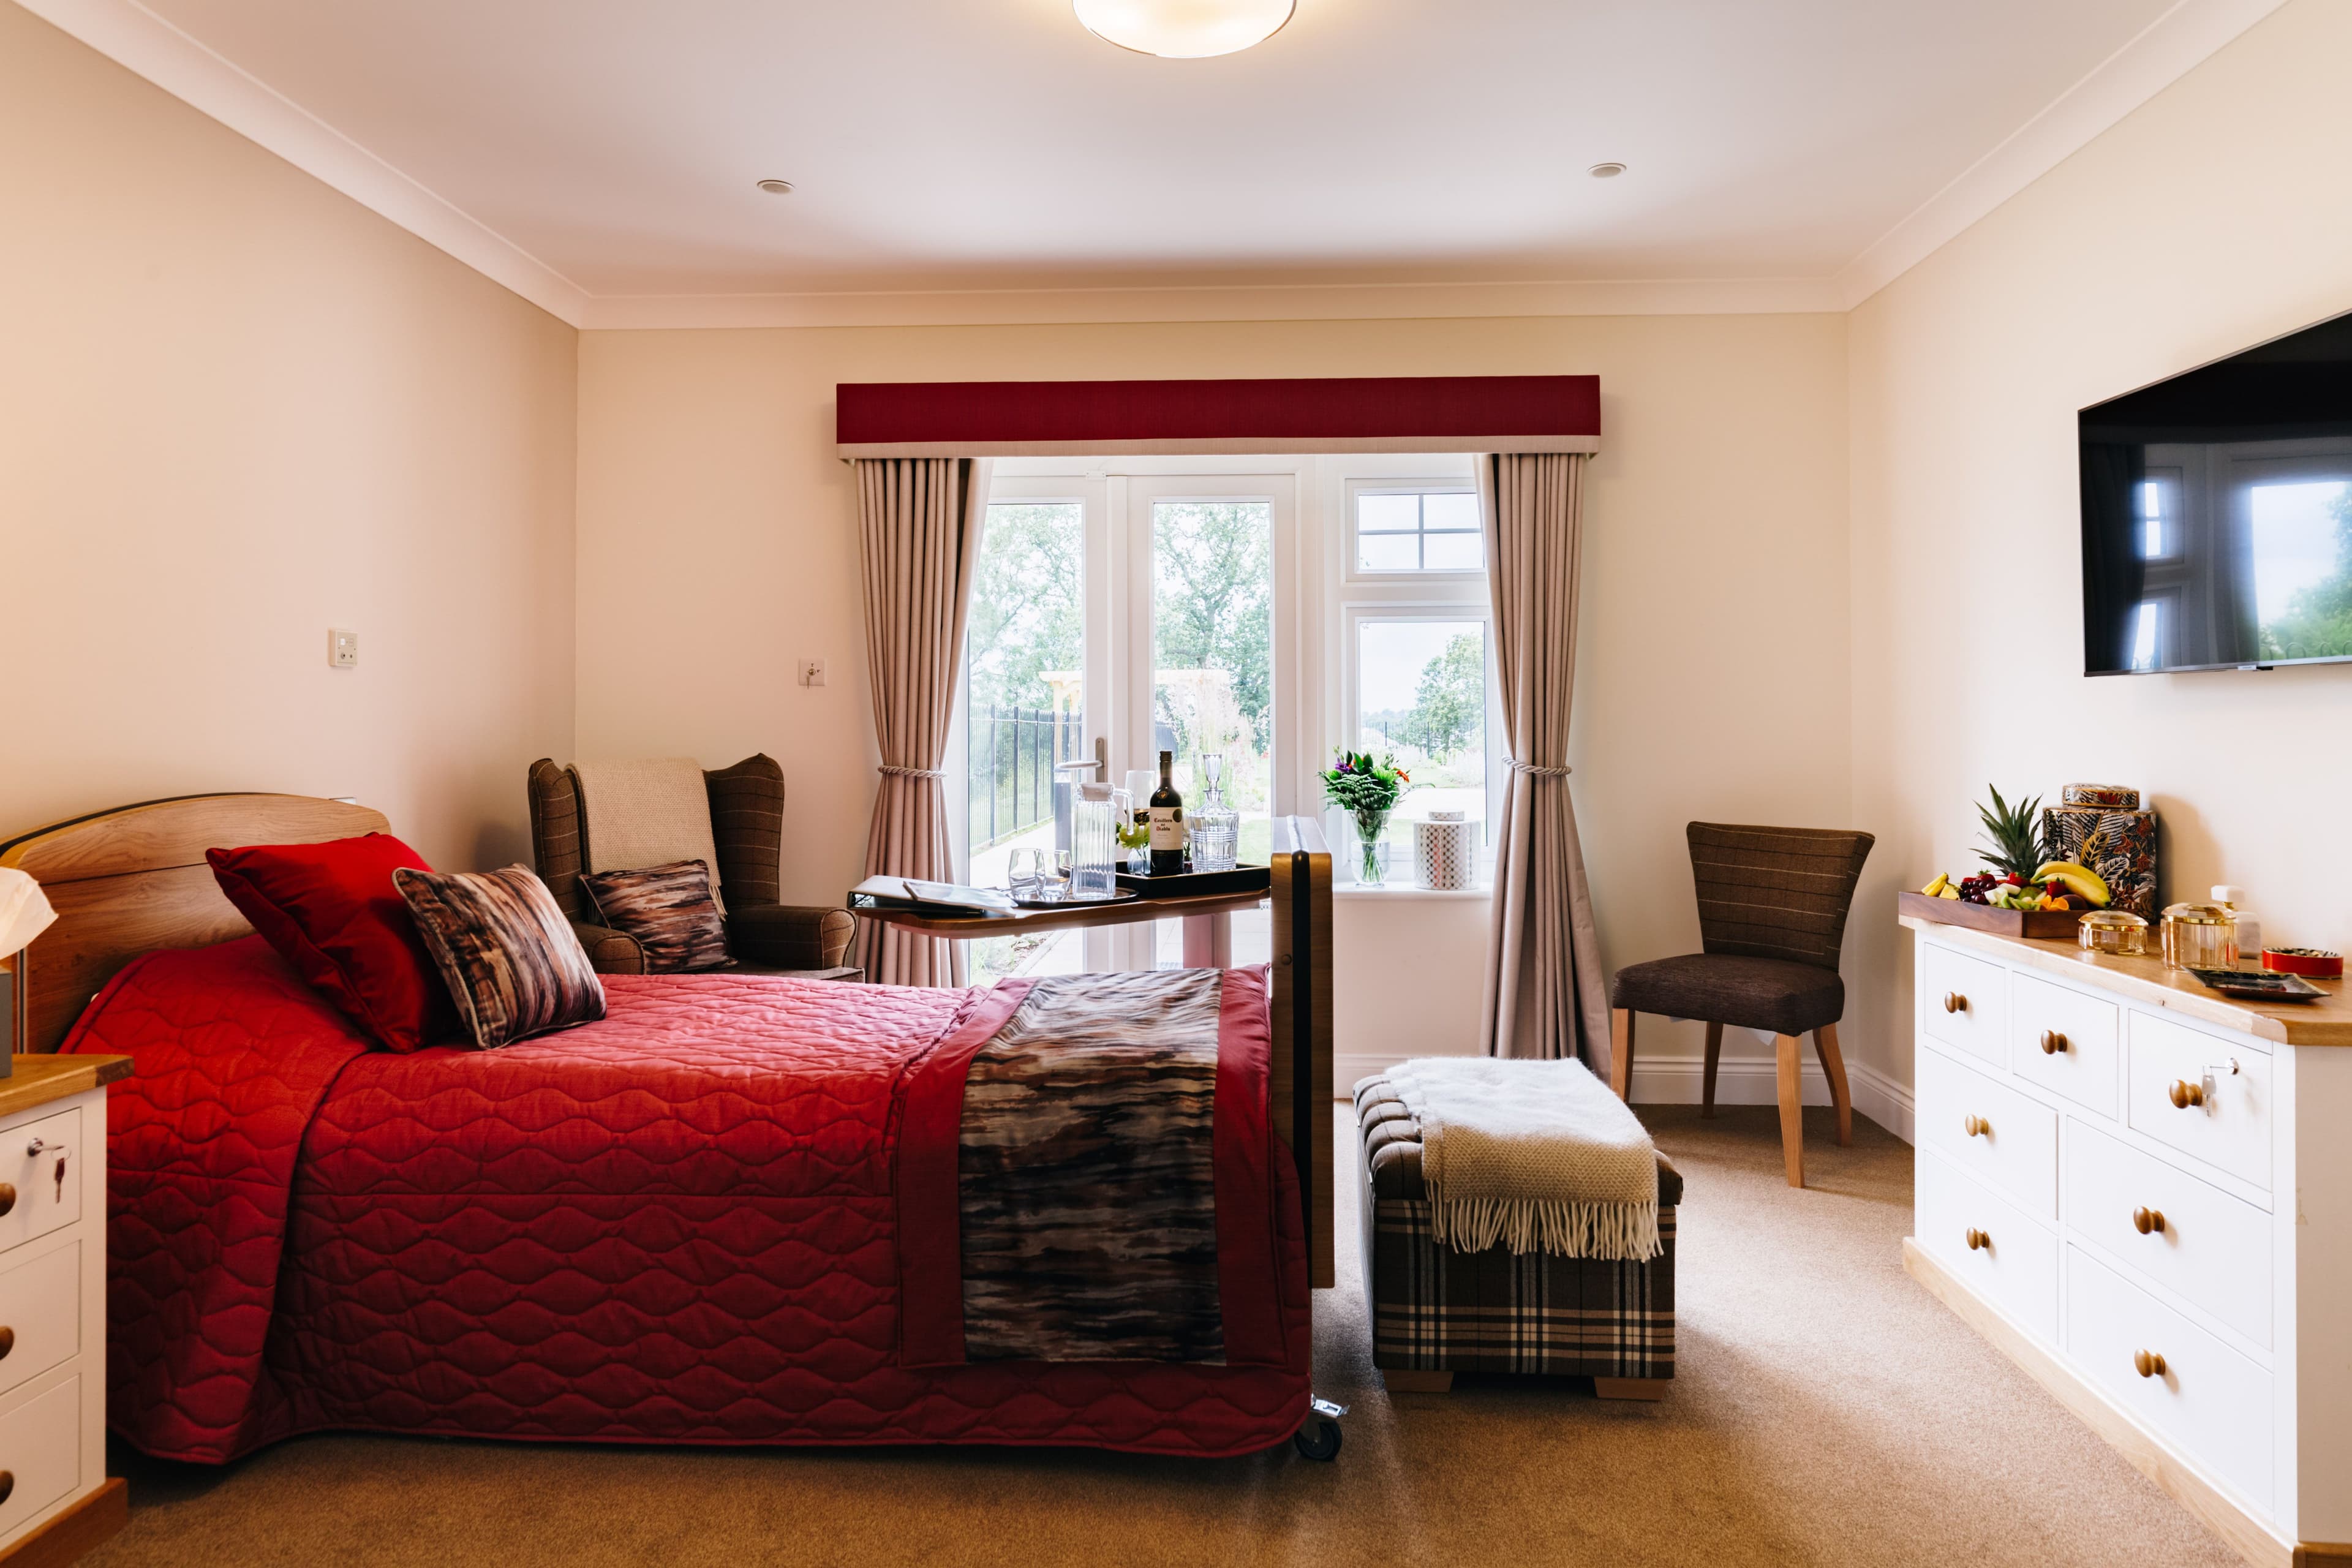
[1899,785,2118,940]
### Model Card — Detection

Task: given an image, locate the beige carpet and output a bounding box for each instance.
[88,1105,2237,1568]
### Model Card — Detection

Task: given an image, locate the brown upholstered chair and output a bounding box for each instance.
[1608,823,1874,1188]
[527,755,857,978]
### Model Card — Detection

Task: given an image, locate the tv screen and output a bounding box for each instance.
[2080,309,2352,674]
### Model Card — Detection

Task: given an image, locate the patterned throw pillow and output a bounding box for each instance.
[579,859,734,973]
[392,865,605,1048]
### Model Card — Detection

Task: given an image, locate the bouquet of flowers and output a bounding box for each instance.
[1319,750,1411,884]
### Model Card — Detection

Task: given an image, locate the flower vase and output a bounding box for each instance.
[1353,809,1391,886]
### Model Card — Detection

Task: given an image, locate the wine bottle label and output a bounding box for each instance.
[1150,806,1185,850]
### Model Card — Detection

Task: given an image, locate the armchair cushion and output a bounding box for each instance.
[572,922,647,975]
[729,904,858,972]
[580,860,733,973]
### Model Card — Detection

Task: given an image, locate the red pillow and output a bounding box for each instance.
[206,833,458,1052]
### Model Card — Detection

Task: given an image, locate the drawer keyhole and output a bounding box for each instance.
[2133,1349,2167,1379]
[1963,1114,1991,1139]
[2040,1030,2068,1055]
[2132,1207,2166,1235]
[1943,992,1968,1014]
[1964,1228,1990,1251]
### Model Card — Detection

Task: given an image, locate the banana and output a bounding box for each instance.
[1921,873,1950,897]
[2029,861,2111,907]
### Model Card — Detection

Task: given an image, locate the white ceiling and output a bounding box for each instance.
[21,0,2288,324]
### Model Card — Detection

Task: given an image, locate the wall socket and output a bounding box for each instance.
[329,629,359,669]
[798,657,827,688]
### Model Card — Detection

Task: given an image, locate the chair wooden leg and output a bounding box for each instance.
[1610,1009,1636,1101]
[1700,1021,1723,1118]
[1383,1368,1453,1394]
[1814,1022,1853,1147]
[1774,1032,1805,1188]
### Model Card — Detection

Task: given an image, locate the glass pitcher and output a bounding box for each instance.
[1069,783,1119,901]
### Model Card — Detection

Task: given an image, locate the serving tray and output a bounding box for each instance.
[1115,864,1273,899]
[1898,890,2089,941]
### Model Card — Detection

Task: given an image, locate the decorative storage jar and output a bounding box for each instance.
[2043,785,2158,918]
[1414,811,1477,890]
[2078,910,2149,956]
[2160,903,2237,971]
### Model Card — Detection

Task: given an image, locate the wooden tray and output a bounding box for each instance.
[1898,890,2089,941]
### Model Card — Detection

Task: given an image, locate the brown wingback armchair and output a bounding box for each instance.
[527,754,857,978]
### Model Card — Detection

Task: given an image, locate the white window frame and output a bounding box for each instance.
[1342,477,1483,586]
[1339,605,1504,867]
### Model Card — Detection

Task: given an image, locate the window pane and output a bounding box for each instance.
[1355,620,1488,853]
[1357,493,1420,532]
[1422,491,1479,530]
[964,502,1087,982]
[1357,532,1420,572]
[1423,530,1484,571]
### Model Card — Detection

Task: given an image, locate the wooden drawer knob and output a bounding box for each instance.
[1963,1114,1991,1138]
[0,1183,14,1218]
[2169,1079,2204,1109]
[1943,992,1967,1014]
[0,1471,12,1506]
[2133,1207,2166,1235]
[1964,1228,1989,1251]
[2133,1349,2166,1379]
[2040,1030,2068,1055]
[0,1326,13,1361]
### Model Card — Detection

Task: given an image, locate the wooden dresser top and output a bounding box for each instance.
[0,1057,132,1121]
[1901,915,2352,1048]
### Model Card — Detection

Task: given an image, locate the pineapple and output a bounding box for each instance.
[1975,784,2048,882]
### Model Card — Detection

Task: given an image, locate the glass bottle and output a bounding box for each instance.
[1149,750,1186,876]
[1190,753,1240,872]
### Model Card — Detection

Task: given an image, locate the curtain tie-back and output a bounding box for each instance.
[1506,758,1572,779]
[876,764,947,779]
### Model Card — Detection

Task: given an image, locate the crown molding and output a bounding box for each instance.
[17,0,592,326]
[578,276,1845,331]
[1833,0,2289,309]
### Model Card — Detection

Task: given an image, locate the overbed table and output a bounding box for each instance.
[848,881,1268,968]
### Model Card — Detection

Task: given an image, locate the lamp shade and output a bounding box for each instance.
[1072,0,1295,58]
[0,869,56,956]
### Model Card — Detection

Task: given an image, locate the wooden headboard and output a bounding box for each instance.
[0,794,390,1054]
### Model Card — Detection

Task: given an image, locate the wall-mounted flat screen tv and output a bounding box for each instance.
[2081,309,2352,674]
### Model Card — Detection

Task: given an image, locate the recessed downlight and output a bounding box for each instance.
[756,178,794,195]
[1587,162,1627,179]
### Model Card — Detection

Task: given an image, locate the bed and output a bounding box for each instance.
[0,794,1335,1464]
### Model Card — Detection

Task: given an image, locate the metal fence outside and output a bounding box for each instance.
[968,705,1085,850]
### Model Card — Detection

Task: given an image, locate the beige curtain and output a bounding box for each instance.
[854,456,993,986]
[1477,453,1613,1071]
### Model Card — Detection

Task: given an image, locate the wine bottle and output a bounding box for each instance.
[1149,750,1186,876]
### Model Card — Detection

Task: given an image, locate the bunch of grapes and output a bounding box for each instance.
[1956,874,2000,905]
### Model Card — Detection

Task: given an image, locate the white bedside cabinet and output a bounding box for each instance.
[0,1058,130,1568]
[1903,916,2352,1568]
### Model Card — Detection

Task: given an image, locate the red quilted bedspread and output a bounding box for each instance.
[64,937,1310,1463]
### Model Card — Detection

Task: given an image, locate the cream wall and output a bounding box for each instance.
[1847,0,2352,1096]
[576,313,1852,1074]
[1,5,579,873]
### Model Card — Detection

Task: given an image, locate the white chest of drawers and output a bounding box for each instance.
[1904,918,2352,1568]
[0,1059,129,1567]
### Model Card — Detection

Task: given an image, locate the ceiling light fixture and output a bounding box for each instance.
[1073,0,1295,58]
[756,178,794,195]
[1587,162,1627,179]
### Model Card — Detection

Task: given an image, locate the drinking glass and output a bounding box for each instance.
[1005,848,1039,899]
[1120,771,1155,873]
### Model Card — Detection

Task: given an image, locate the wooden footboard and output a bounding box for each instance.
[1269,816,1334,1290]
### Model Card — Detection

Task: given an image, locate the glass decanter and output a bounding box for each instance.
[1190,753,1240,872]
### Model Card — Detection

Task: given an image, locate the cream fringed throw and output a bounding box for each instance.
[1385,1056,1661,1261]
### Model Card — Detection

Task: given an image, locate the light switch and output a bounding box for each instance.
[329,630,359,669]
[799,657,827,688]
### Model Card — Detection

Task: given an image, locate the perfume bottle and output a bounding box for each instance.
[1191,753,1240,872]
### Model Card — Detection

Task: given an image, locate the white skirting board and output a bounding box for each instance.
[1335,1050,1917,1145]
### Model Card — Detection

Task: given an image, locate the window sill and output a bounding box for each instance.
[1331,882,1492,901]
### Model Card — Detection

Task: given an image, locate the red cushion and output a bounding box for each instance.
[206,834,457,1052]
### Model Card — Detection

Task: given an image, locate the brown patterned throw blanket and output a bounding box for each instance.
[960,970,1226,1362]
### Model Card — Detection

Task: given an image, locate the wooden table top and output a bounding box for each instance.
[856,887,1267,937]
[1901,914,2352,1047]
[0,1055,132,1121]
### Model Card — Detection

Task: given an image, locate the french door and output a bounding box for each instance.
[953,466,1295,980]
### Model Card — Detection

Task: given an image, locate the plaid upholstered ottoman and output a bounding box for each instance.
[1354,1074,1681,1398]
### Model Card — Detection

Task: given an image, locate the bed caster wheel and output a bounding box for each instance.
[1293,1396,1347,1461]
